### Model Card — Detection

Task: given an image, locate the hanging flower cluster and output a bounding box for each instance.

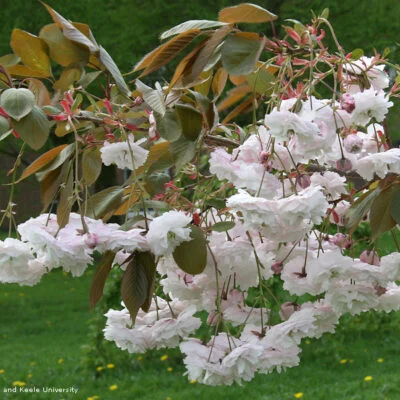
[1,2,400,386]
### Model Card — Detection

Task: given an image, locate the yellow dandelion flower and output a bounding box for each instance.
[339,359,347,364]
[364,376,373,381]
[107,363,115,369]
[109,385,118,391]
[160,354,168,361]
[88,396,100,400]
[27,374,32,379]
[190,379,197,384]
[137,356,143,361]
[377,358,384,363]
[167,367,173,372]
[294,393,303,399]
[13,381,26,387]
[0,369,4,374]
[305,340,310,345]
[57,358,64,364]
[96,366,103,372]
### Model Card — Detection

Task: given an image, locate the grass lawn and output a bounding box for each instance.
[0,265,400,400]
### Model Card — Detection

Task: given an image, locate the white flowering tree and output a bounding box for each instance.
[1,2,400,386]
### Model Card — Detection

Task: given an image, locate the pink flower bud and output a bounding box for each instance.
[360,250,380,266]
[340,93,356,113]
[84,233,99,249]
[297,174,311,189]
[271,261,283,274]
[336,158,352,172]
[344,134,363,153]
[279,302,300,320]
[260,151,270,164]
[330,233,353,249]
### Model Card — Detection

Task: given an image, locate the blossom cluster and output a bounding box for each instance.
[1,33,400,388]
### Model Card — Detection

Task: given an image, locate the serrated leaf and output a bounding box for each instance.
[219,3,277,24]
[344,186,382,231]
[370,187,397,239]
[42,3,99,53]
[211,221,236,232]
[121,251,156,321]
[99,46,130,96]
[39,23,89,67]
[136,80,166,116]
[90,251,116,310]
[84,186,125,220]
[161,20,228,40]
[17,144,68,183]
[175,103,203,141]
[135,29,201,77]
[0,88,35,121]
[11,29,51,77]
[82,148,102,185]
[221,32,264,76]
[12,106,51,150]
[173,225,207,275]
[170,136,197,170]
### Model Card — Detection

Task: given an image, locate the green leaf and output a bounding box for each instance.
[136,80,165,116]
[173,226,207,275]
[218,3,277,24]
[391,189,400,225]
[370,187,397,239]
[170,136,197,170]
[121,251,156,322]
[160,20,228,40]
[0,116,10,136]
[12,106,51,150]
[77,70,103,88]
[89,251,116,310]
[84,186,125,220]
[320,8,330,19]
[99,46,130,96]
[39,23,89,67]
[344,186,382,232]
[246,66,275,94]
[57,164,74,229]
[0,88,35,121]
[0,54,21,67]
[175,104,203,141]
[221,32,264,76]
[53,64,84,92]
[144,141,174,174]
[82,148,102,186]
[189,90,218,131]
[211,221,236,232]
[205,197,226,209]
[350,48,364,60]
[155,109,182,142]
